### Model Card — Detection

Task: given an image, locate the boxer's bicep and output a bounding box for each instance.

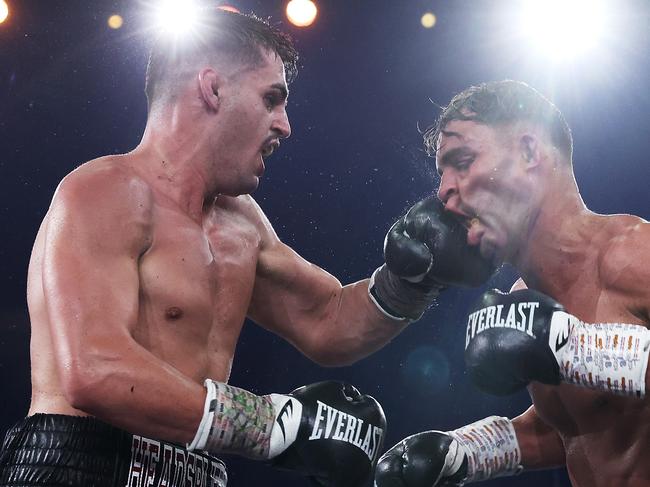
[249,238,342,342]
[42,171,151,399]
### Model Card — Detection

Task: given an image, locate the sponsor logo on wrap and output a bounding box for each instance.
[127,435,227,487]
[308,401,384,463]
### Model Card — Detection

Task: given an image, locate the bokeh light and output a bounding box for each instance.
[421,12,436,29]
[401,346,450,395]
[0,0,9,24]
[107,14,123,30]
[286,0,317,28]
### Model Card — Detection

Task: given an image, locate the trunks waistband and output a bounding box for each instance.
[0,414,227,487]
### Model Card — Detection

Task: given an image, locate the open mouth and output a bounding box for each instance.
[261,141,280,158]
[451,211,479,231]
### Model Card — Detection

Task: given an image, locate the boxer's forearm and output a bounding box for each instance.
[63,339,205,445]
[512,406,566,470]
[295,279,408,367]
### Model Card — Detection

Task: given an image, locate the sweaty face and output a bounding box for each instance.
[214,50,291,195]
[435,120,534,264]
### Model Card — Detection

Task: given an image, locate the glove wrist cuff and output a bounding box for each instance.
[368,266,441,323]
[447,416,522,483]
[368,268,412,323]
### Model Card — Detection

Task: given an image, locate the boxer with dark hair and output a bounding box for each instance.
[0,9,493,487]
[376,80,650,487]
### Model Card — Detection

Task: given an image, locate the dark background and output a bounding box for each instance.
[1,1,649,485]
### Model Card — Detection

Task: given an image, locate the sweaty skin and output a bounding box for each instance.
[436,119,650,487]
[26,51,404,447]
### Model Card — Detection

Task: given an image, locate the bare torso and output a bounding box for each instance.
[28,156,265,416]
[527,215,650,486]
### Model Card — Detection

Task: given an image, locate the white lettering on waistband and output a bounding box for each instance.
[127,435,227,487]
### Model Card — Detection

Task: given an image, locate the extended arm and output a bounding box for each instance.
[249,196,495,366]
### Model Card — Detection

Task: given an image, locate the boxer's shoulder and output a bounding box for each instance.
[598,216,650,316]
[213,194,278,244]
[48,156,155,254]
[56,155,154,213]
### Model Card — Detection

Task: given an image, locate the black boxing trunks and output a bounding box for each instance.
[0,414,227,487]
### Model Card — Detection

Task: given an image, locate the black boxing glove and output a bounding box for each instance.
[465,289,650,397]
[272,381,386,486]
[370,196,496,322]
[375,416,522,487]
[188,380,386,487]
[464,288,565,395]
[374,431,466,487]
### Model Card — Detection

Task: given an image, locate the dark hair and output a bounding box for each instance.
[145,8,298,110]
[424,80,573,160]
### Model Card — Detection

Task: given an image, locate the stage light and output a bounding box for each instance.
[421,12,436,29]
[519,0,607,61]
[154,0,201,38]
[108,14,124,29]
[286,0,317,28]
[0,0,9,24]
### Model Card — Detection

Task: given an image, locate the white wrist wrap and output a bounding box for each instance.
[187,379,218,451]
[550,312,650,398]
[447,416,522,483]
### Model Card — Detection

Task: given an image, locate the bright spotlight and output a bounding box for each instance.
[286,0,317,28]
[519,0,607,61]
[0,0,9,24]
[154,0,201,37]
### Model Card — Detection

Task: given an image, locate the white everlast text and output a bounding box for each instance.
[466,302,540,348]
[308,401,384,463]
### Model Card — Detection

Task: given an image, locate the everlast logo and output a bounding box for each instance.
[308,401,384,463]
[466,301,540,348]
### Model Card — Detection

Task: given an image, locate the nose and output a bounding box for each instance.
[272,109,291,139]
[436,170,458,206]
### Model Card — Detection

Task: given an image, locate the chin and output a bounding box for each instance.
[242,177,260,194]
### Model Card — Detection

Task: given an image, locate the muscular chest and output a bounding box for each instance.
[139,204,261,327]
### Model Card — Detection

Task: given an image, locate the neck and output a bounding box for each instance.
[131,104,217,221]
[511,173,599,296]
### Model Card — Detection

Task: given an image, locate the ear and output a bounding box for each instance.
[198,68,221,112]
[519,134,541,169]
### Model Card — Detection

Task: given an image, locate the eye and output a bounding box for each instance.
[456,158,474,171]
[264,93,282,111]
